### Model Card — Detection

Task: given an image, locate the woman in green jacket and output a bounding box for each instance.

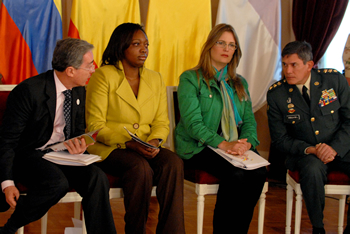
[175,23,267,233]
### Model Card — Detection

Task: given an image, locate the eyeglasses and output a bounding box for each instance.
[78,64,95,72]
[215,41,237,51]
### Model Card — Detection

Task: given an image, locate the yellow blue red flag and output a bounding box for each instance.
[0,0,62,84]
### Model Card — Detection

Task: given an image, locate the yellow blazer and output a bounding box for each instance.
[85,63,169,160]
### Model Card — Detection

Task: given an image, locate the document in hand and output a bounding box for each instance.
[43,128,101,152]
[123,126,158,149]
[43,151,101,166]
[208,146,270,170]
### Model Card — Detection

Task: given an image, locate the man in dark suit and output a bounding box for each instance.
[0,38,116,234]
[267,41,350,234]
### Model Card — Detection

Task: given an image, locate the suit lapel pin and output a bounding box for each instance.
[76,99,80,105]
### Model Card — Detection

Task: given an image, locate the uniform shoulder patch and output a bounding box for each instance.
[317,68,339,73]
[268,79,285,92]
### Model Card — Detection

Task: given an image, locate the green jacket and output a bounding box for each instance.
[175,69,259,159]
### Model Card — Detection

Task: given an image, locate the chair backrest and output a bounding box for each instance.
[164,86,179,152]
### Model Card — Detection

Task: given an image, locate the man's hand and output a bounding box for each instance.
[315,143,337,164]
[4,186,19,208]
[64,137,94,154]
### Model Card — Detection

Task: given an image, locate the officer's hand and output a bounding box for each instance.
[315,143,337,164]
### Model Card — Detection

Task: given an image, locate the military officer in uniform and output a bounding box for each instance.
[267,41,350,234]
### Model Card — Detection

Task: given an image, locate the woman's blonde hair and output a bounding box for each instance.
[193,23,246,100]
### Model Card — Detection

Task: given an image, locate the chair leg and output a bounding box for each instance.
[197,194,205,234]
[41,212,48,234]
[16,227,24,234]
[294,191,303,234]
[258,189,267,234]
[286,184,293,234]
[74,202,81,220]
[82,211,87,234]
[338,195,346,234]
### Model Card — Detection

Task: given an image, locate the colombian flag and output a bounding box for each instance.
[0,0,62,84]
[68,0,140,68]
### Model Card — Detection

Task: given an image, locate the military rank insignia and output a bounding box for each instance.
[319,88,337,107]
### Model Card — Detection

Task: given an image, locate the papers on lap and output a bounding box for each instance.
[43,129,101,152]
[123,126,158,149]
[43,151,101,166]
[208,146,270,170]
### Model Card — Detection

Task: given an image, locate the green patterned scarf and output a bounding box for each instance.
[214,66,242,142]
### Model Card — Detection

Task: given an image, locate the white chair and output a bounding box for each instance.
[165,85,268,234]
[29,192,85,234]
[14,173,157,234]
[17,196,83,234]
[286,170,350,234]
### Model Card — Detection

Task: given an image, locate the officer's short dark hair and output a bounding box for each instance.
[282,41,313,64]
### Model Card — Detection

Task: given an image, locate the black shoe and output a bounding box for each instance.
[313,227,326,234]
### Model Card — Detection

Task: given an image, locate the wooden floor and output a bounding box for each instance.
[0,181,348,234]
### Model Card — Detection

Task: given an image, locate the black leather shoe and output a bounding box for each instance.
[0,192,10,212]
[313,227,326,234]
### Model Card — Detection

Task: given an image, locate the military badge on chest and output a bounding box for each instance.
[319,88,337,107]
[286,96,301,123]
[287,97,296,113]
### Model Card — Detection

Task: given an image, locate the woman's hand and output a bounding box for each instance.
[126,139,160,159]
[63,137,94,155]
[218,138,251,155]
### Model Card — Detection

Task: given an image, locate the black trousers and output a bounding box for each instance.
[5,150,116,234]
[98,148,185,234]
[295,155,350,228]
[185,147,267,234]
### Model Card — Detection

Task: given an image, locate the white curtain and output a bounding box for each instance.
[216,0,282,111]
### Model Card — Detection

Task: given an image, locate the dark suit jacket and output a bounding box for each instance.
[267,69,350,170]
[0,70,86,183]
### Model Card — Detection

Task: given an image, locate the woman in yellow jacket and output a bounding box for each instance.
[85,23,185,234]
